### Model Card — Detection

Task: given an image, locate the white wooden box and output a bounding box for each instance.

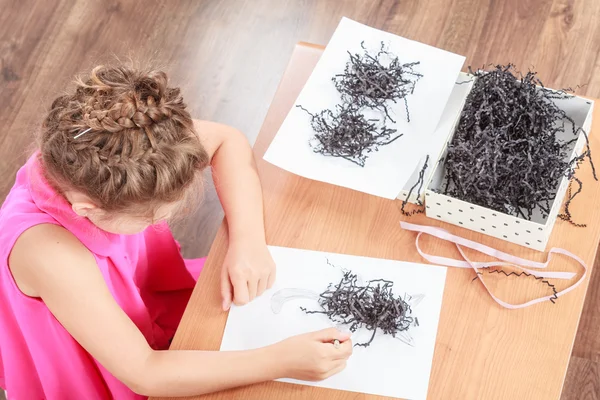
[424,86,594,251]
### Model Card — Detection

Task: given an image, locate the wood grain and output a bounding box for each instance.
[572,250,600,362]
[562,356,600,400]
[2,1,600,398]
[153,43,600,400]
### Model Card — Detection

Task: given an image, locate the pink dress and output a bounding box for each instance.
[0,154,205,399]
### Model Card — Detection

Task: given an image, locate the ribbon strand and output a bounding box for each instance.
[400,221,587,309]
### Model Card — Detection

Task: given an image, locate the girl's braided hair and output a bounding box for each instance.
[39,65,209,217]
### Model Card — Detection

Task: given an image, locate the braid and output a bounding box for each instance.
[82,95,172,133]
[39,64,210,216]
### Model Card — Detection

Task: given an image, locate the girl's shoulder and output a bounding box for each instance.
[9,223,96,298]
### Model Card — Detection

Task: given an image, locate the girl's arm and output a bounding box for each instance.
[194,120,275,310]
[9,224,352,397]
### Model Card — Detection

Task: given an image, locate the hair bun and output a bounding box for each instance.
[39,64,210,216]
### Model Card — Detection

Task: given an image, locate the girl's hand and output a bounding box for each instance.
[220,240,276,310]
[274,328,353,381]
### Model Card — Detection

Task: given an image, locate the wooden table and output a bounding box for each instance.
[154,43,600,400]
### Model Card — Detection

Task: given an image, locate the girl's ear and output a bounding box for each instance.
[71,201,98,217]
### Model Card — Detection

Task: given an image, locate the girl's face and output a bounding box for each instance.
[88,202,181,234]
[87,204,178,234]
[66,191,181,235]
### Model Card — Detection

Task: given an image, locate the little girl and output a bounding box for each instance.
[0,65,352,399]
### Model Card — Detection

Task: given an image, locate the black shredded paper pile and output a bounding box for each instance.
[299,41,422,167]
[441,64,595,221]
[301,270,415,348]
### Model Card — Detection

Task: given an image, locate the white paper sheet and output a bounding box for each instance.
[220,246,447,399]
[263,17,465,199]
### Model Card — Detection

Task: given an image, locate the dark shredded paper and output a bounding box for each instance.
[301,269,415,348]
[298,104,402,167]
[473,268,559,304]
[398,155,429,216]
[441,64,596,224]
[299,41,422,167]
[332,41,422,124]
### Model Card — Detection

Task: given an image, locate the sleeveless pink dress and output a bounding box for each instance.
[0,154,205,399]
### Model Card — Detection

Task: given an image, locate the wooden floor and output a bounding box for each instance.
[1,0,599,398]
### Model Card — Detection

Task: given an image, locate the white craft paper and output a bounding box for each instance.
[220,246,447,400]
[263,17,465,199]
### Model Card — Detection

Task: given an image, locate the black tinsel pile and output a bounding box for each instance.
[301,270,414,348]
[299,41,422,167]
[301,104,402,167]
[332,41,422,123]
[441,64,596,222]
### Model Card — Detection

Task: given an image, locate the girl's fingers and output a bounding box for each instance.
[257,277,267,297]
[332,339,353,360]
[313,327,351,343]
[232,278,250,305]
[247,278,258,302]
[220,267,234,311]
[267,271,276,289]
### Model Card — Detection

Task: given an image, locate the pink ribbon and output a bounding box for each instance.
[400,221,587,309]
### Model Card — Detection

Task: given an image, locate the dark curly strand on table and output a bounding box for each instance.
[399,155,429,216]
[472,268,559,304]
